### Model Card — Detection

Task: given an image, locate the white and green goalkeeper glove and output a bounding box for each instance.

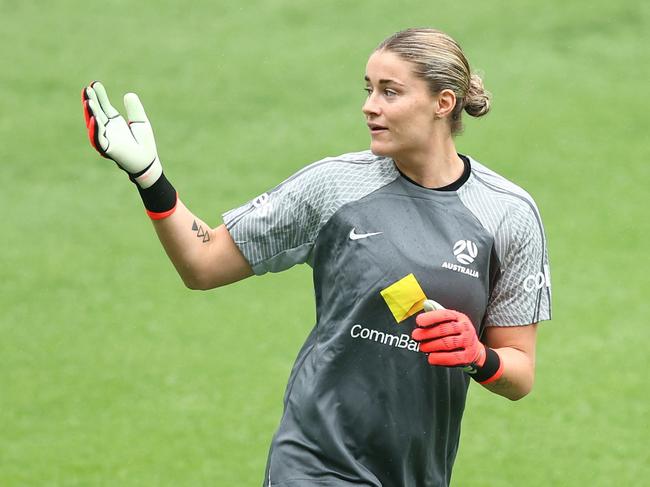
[82,81,177,218]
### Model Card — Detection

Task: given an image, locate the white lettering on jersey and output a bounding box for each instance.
[441,240,480,278]
[441,261,480,279]
[523,265,551,292]
[350,324,420,352]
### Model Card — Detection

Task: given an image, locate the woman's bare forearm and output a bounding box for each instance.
[151,199,253,289]
[481,346,535,400]
[481,324,537,401]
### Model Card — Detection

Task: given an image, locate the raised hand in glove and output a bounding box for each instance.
[81,81,176,218]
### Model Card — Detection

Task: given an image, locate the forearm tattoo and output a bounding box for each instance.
[191,220,210,243]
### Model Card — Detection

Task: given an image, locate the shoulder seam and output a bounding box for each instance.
[225,152,385,229]
[266,151,385,194]
[470,171,542,230]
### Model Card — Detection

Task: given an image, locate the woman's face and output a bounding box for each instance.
[362,50,440,162]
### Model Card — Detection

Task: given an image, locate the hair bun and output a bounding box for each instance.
[464,74,491,117]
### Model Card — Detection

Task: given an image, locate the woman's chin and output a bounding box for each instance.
[369,142,393,158]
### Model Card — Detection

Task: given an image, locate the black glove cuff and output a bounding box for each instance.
[133,172,178,219]
[470,347,503,384]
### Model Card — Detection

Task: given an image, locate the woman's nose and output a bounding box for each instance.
[362,93,380,117]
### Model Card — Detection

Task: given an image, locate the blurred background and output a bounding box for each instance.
[1,0,648,485]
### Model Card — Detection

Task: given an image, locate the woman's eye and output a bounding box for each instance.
[363,87,397,97]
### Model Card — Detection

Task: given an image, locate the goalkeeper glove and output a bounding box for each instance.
[81,81,177,219]
[411,307,503,384]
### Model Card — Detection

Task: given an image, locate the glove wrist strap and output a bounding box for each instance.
[470,347,504,384]
[133,159,163,189]
[132,171,178,220]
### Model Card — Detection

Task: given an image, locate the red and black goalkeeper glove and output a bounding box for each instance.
[411,309,504,384]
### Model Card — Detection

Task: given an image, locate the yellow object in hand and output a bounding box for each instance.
[380,273,427,323]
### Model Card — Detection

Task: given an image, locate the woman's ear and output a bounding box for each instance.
[434,89,457,119]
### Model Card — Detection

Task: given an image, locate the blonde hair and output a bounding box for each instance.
[376,28,490,135]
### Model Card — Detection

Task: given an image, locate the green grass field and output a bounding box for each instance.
[1,0,649,485]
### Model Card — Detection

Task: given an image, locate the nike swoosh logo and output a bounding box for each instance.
[349,228,383,240]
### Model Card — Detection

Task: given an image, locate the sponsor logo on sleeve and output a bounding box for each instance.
[523,265,551,292]
[252,192,271,217]
[253,193,270,208]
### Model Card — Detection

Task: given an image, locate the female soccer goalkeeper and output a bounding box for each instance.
[82,28,551,487]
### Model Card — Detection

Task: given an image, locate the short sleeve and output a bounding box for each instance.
[222,172,322,275]
[484,204,552,327]
[222,151,399,276]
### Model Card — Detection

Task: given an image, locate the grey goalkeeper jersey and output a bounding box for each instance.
[223,151,551,487]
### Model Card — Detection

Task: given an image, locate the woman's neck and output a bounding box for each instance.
[393,136,464,189]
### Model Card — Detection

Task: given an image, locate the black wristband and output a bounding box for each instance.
[133,172,177,218]
[469,347,503,384]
